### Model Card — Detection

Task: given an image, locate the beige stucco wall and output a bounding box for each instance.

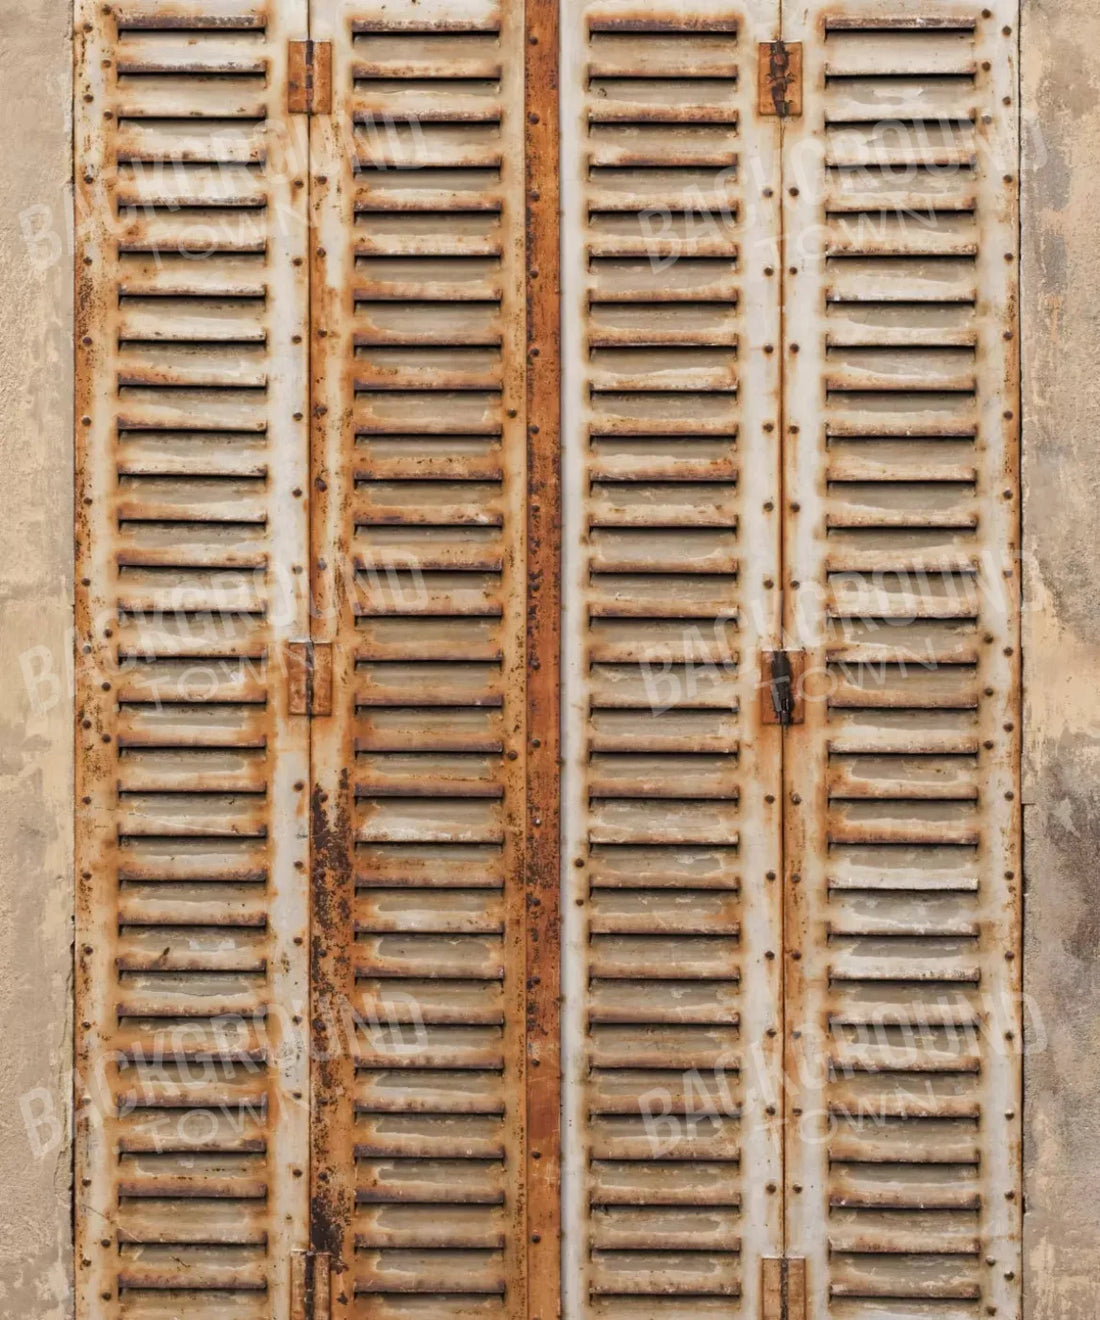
[1022,1,1100,1314]
[0,0,75,1314]
[0,0,1097,1315]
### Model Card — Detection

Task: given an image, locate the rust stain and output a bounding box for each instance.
[525,0,562,1315]
[309,774,354,1269]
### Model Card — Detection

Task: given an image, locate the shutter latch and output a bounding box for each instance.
[761,649,805,726]
[762,1257,807,1320]
[758,41,803,118]
[288,40,333,115]
[287,642,334,717]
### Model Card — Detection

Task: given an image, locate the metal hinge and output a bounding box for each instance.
[758,41,803,118]
[287,641,333,717]
[760,649,805,726]
[762,1257,807,1320]
[288,40,332,114]
[291,1250,331,1320]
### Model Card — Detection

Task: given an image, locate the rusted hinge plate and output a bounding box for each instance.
[288,40,332,114]
[760,649,806,726]
[758,41,803,118]
[287,641,333,717]
[291,1250,332,1319]
[762,1257,807,1320]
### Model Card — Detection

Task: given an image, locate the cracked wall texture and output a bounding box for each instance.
[1022,2,1100,1315]
[0,0,74,1315]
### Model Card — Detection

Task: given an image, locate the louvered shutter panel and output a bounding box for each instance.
[780,5,1022,1317]
[74,1,311,1316]
[560,3,786,1315]
[307,0,543,1314]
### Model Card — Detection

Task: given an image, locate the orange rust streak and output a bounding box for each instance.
[524,0,562,1316]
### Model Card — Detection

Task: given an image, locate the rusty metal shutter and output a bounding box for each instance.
[560,2,788,1314]
[307,0,558,1315]
[74,1,1023,1315]
[74,0,312,1315]
[780,5,1023,1317]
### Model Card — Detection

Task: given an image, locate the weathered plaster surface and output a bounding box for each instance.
[1022,1,1100,1315]
[0,0,74,1314]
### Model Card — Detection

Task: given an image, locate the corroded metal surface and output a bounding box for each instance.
[524,0,564,1315]
[72,2,1024,1315]
[781,3,1023,1316]
[560,2,786,1314]
[308,0,537,1313]
[758,41,803,118]
[74,0,312,1315]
